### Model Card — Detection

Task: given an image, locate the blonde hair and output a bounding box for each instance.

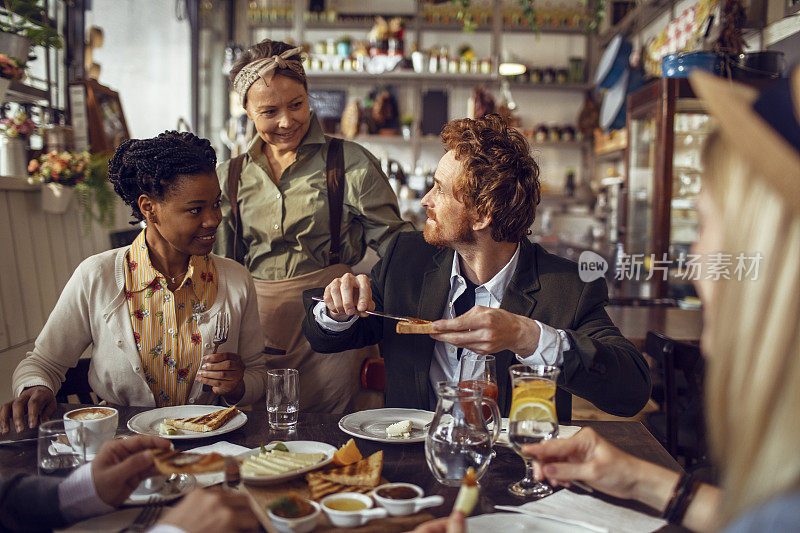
[702,131,800,525]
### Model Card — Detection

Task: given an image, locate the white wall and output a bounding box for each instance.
[85,0,192,138]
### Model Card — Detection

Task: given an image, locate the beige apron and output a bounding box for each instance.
[254,264,378,414]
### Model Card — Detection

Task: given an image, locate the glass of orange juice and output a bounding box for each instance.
[507,364,560,498]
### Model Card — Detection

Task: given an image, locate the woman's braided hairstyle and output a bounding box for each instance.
[108,131,217,223]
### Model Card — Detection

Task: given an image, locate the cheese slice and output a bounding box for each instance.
[386,419,413,438]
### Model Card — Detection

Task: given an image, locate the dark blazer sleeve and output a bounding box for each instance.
[0,472,68,532]
[302,232,401,352]
[559,277,651,417]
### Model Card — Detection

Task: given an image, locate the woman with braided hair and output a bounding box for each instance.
[1,132,265,433]
[216,39,413,413]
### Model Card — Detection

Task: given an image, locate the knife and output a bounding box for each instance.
[310,296,421,323]
[0,437,40,446]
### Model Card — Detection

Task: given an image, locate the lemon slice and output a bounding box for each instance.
[510,399,556,422]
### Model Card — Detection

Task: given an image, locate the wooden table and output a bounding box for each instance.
[607,306,703,350]
[0,405,684,531]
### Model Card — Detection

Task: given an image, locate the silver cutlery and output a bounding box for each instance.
[119,496,164,532]
[0,437,40,446]
[494,504,609,533]
[203,312,230,392]
[310,296,421,323]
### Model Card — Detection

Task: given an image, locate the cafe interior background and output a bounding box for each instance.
[0,0,797,413]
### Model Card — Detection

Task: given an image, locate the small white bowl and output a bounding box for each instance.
[320,492,387,528]
[372,482,445,516]
[267,500,320,533]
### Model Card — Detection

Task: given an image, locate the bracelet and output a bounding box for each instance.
[662,472,700,524]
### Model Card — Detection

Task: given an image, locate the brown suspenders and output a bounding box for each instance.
[225,138,345,266]
[325,137,345,265]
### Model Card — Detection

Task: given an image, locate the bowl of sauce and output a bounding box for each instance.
[267,493,320,533]
[372,483,445,516]
[320,492,387,527]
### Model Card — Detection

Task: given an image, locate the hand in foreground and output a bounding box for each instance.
[92,435,172,507]
[523,427,654,500]
[196,352,245,401]
[411,511,466,533]
[322,272,375,321]
[158,488,259,533]
[430,306,541,356]
[0,385,57,434]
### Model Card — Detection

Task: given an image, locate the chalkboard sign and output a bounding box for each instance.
[309,90,347,119]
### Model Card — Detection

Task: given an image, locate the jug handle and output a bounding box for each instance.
[482,398,502,445]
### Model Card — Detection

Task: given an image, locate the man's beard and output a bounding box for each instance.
[423,212,476,248]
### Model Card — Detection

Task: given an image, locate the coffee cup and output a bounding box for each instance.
[63,407,118,458]
[372,483,444,516]
[320,492,387,528]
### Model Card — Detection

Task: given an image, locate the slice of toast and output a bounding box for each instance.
[316,450,383,487]
[164,406,238,432]
[396,319,435,334]
[150,449,226,475]
[305,472,374,500]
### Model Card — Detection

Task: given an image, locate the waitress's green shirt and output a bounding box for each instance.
[214,115,415,280]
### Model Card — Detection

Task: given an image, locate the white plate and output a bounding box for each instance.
[125,474,197,505]
[126,405,247,440]
[238,440,336,486]
[338,408,435,444]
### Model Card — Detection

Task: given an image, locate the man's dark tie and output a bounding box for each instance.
[452,276,479,360]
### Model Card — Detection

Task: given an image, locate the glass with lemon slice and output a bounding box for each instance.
[507,364,560,498]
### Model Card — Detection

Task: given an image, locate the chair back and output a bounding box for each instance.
[645,331,706,461]
[55,358,95,404]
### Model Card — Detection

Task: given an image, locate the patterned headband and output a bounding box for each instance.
[232,46,306,103]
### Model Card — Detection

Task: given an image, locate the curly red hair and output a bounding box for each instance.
[440,114,541,243]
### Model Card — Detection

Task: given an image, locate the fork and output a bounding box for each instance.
[203,312,230,392]
[119,496,163,532]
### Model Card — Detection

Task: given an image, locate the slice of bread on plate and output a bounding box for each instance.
[163,406,238,432]
[315,450,383,487]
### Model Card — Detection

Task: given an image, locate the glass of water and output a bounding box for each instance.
[267,368,299,430]
[38,420,86,476]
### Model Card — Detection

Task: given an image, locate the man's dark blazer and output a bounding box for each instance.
[0,472,67,532]
[303,232,651,421]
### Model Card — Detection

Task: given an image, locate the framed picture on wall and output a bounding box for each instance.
[68,79,130,153]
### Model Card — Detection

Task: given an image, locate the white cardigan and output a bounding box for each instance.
[12,248,266,407]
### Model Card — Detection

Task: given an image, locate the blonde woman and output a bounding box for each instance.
[414,68,800,533]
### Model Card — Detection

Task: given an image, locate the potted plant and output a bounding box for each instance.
[28,149,90,214]
[74,153,115,230]
[0,51,23,100]
[0,108,34,176]
[1,0,63,59]
[400,114,414,140]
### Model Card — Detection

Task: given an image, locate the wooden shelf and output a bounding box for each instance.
[529,140,591,149]
[307,71,590,90]
[5,82,49,104]
[250,19,590,36]
[0,177,37,191]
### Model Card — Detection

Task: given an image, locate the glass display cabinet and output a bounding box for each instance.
[621,78,712,300]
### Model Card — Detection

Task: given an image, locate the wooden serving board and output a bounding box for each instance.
[240,476,435,532]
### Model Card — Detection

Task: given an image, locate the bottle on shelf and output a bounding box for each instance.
[564,169,576,198]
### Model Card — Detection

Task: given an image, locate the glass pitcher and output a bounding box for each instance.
[425,382,501,486]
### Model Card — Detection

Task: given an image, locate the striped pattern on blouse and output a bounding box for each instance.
[124,230,218,406]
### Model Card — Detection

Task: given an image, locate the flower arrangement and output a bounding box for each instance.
[0,109,35,137]
[0,107,36,139]
[0,53,25,81]
[28,150,90,187]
